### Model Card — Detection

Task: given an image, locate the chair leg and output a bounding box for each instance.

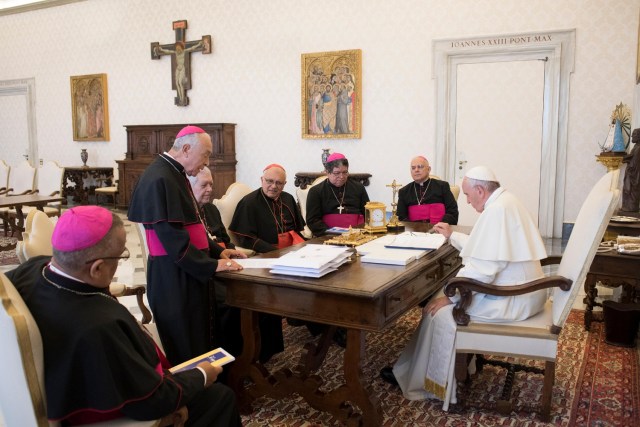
[540,360,555,422]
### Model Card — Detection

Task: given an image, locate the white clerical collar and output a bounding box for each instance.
[163,151,176,161]
[49,263,86,283]
[483,187,505,210]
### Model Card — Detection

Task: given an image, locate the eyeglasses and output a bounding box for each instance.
[263,179,285,187]
[330,171,349,177]
[411,165,429,171]
[85,247,130,264]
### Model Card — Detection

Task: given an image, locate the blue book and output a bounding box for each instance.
[169,347,235,373]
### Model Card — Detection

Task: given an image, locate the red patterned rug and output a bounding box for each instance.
[240,308,640,426]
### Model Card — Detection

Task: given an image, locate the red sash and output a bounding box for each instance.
[277,230,305,248]
[408,203,445,223]
[322,213,364,228]
[146,223,209,256]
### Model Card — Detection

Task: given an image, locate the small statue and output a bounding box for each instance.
[621,128,640,213]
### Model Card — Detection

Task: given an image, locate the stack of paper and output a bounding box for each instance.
[269,244,352,278]
[358,234,429,266]
[384,231,446,250]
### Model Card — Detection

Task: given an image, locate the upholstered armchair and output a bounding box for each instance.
[212,182,255,256]
[442,170,620,421]
[296,175,327,239]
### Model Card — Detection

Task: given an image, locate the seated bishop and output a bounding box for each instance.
[396,156,459,224]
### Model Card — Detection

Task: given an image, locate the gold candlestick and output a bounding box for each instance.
[386,179,404,232]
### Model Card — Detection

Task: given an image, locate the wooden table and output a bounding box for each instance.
[0,194,65,251]
[583,216,640,330]
[294,171,372,189]
[218,223,462,426]
[62,166,113,205]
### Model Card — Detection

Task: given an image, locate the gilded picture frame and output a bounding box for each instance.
[637,13,640,84]
[302,49,361,139]
[70,73,110,141]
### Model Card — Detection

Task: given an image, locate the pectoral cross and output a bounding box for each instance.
[337,205,345,214]
[151,20,212,107]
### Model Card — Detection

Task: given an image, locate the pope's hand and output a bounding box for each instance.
[431,222,452,238]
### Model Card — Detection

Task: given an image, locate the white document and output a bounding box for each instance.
[271,244,351,270]
[232,258,276,269]
[360,249,417,266]
[384,232,446,250]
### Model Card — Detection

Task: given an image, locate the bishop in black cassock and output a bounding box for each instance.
[305,152,369,236]
[229,164,305,362]
[128,126,245,365]
[397,156,459,224]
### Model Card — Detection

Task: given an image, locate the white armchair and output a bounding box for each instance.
[212,182,254,256]
[443,170,620,420]
[296,175,327,239]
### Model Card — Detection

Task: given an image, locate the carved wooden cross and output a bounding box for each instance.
[151,20,212,107]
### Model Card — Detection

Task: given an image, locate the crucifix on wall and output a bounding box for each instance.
[151,20,212,107]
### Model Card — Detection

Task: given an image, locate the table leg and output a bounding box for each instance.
[584,274,598,331]
[229,311,384,426]
[227,309,263,414]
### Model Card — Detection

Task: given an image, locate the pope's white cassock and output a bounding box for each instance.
[392,186,548,410]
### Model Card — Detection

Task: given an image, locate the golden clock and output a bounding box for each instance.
[364,201,387,233]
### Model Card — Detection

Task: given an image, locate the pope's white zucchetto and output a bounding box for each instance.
[465,166,498,182]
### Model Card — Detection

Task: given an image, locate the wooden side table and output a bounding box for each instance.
[584,215,640,330]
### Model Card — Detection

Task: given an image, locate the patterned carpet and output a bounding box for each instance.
[0,236,19,267]
[241,309,640,426]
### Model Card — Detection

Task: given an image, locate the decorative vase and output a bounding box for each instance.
[80,148,88,167]
[321,148,330,169]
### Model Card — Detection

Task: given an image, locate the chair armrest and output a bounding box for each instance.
[109,283,153,324]
[158,406,188,427]
[540,255,562,266]
[444,275,572,326]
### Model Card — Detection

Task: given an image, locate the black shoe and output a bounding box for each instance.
[333,327,347,348]
[380,366,399,386]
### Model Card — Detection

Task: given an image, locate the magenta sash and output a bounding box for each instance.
[146,223,209,256]
[408,203,445,223]
[323,213,364,228]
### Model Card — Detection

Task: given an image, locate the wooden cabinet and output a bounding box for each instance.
[116,123,236,208]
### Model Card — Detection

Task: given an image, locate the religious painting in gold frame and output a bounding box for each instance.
[70,73,110,141]
[637,12,640,84]
[302,49,361,139]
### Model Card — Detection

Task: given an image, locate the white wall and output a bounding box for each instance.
[0,0,638,222]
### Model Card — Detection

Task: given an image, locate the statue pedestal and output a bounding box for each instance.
[596,152,625,172]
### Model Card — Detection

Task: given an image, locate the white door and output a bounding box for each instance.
[454,60,545,226]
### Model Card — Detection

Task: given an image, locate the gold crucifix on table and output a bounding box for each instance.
[151,20,212,106]
[386,179,405,231]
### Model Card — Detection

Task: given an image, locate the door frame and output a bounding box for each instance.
[0,78,38,167]
[432,29,575,237]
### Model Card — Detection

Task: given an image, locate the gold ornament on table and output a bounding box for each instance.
[324,227,379,247]
[386,179,405,232]
[364,201,388,233]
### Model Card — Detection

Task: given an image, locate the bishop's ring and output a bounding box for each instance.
[226,261,232,267]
